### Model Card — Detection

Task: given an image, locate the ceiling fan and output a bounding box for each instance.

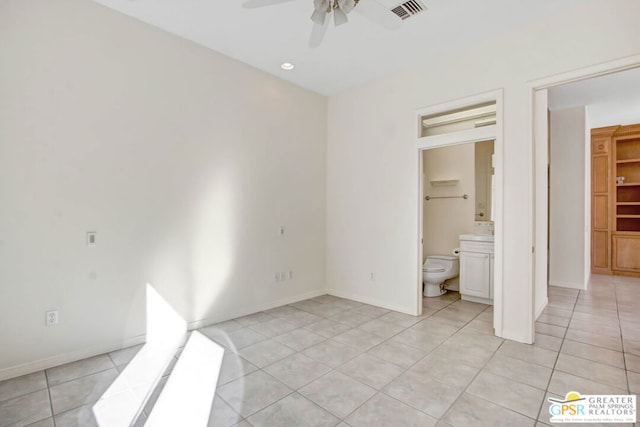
[242,0,401,48]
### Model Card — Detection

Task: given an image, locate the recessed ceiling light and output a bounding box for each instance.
[280,62,295,71]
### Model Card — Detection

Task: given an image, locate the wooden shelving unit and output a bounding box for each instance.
[591,124,640,277]
[615,134,640,236]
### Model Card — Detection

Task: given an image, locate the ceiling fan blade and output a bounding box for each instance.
[333,7,349,26]
[310,7,327,25]
[354,0,402,30]
[309,20,329,48]
[337,0,357,14]
[311,0,330,25]
[242,0,295,9]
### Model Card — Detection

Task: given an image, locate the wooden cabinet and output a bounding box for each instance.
[591,124,640,277]
[591,126,617,275]
[612,234,640,272]
[459,238,494,304]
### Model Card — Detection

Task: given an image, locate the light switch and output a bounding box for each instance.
[87,231,96,247]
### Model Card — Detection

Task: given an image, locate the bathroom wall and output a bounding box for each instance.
[422,144,476,259]
[549,107,588,289]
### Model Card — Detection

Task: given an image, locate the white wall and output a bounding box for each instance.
[326,0,640,341]
[584,108,593,288]
[422,145,475,258]
[549,108,588,289]
[0,0,327,378]
[534,90,549,319]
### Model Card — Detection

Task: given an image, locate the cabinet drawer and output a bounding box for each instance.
[459,241,494,254]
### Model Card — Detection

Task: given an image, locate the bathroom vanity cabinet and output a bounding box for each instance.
[459,235,494,305]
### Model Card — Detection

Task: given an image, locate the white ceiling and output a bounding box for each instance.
[92,0,582,95]
[549,67,640,128]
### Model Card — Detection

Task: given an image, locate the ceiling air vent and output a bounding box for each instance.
[390,0,426,20]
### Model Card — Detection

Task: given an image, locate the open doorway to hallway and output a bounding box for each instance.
[533,64,640,328]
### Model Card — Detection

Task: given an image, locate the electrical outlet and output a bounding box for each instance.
[45,310,58,326]
[370,272,375,281]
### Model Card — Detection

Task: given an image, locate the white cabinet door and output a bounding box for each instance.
[460,252,490,298]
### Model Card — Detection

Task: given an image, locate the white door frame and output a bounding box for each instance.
[529,54,640,329]
[416,89,504,337]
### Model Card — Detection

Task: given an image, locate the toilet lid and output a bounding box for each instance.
[423,266,446,273]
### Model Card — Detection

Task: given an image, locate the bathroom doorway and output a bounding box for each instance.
[421,140,495,297]
[416,90,503,336]
[422,140,495,277]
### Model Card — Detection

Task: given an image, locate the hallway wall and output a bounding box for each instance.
[549,107,588,289]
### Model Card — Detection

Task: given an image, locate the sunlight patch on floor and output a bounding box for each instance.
[145,331,223,426]
[92,284,187,426]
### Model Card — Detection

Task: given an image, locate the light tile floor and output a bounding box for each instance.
[1,274,639,426]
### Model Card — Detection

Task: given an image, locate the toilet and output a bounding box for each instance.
[422,255,460,297]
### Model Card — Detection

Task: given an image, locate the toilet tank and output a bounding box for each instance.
[425,255,459,268]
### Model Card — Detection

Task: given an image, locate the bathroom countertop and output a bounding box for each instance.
[459,233,495,242]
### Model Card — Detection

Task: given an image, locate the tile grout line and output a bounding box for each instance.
[534,282,636,423]
[215,302,389,423]
[328,296,465,423]
[279,296,458,422]
[533,288,580,424]
[44,369,56,427]
[225,311,362,422]
[383,302,506,424]
[14,285,638,427]
[437,339,510,423]
[235,294,466,424]
[376,299,497,420]
[44,357,117,389]
[39,351,132,425]
[440,332,553,424]
[613,280,632,394]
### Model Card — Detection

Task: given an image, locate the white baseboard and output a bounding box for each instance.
[535,296,548,320]
[549,280,587,290]
[188,288,329,330]
[325,288,414,315]
[0,288,328,382]
[500,328,534,344]
[0,334,146,382]
[460,294,493,305]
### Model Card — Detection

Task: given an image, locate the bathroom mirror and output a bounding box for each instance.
[474,140,495,221]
